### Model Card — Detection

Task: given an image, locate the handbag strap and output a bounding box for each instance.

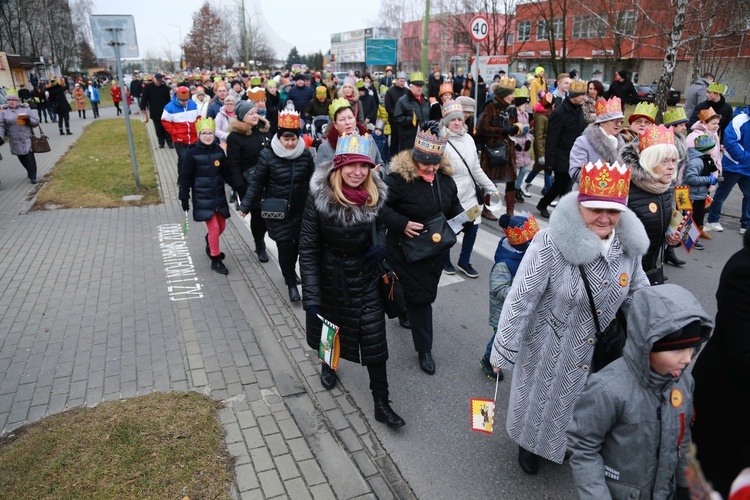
[578,265,604,340]
[31,121,45,137]
[447,140,481,188]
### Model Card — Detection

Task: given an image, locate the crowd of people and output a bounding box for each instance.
[10,63,746,498]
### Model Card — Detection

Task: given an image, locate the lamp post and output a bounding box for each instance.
[235,0,260,72]
[168,23,183,71]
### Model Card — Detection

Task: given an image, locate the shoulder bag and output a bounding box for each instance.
[578,265,628,373]
[372,223,406,319]
[399,174,457,263]
[484,141,507,168]
[448,140,483,206]
[30,124,51,154]
[260,161,294,220]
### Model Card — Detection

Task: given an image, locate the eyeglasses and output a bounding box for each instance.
[199,131,215,136]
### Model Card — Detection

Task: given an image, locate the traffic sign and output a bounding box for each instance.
[470,15,489,43]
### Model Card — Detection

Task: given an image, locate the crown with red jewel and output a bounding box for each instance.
[578,161,631,210]
[504,213,540,247]
[594,97,624,123]
[278,109,301,130]
[638,124,676,151]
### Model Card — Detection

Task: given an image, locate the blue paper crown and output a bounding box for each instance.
[335,134,373,157]
[694,134,716,151]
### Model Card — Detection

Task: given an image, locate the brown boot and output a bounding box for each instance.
[505,190,516,216]
[698,226,712,240]
[482,193,497,221]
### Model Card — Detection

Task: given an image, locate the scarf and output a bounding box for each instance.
[342,187,369,206]
[417,168,435,183]
[271,134,305,160]
[633,167,672,194]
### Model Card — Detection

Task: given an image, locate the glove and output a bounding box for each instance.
[524,141,531,151]
[537,157,545,166]
[306,305,321,319]
[708,174,718,186]
[363,245,386,265]
[505,125,520,136]
[515,142,522,151]
[180,198,190,211]
[675,486,690,500]
[462,221,474,233]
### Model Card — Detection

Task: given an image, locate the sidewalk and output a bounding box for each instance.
[0,104,413,499]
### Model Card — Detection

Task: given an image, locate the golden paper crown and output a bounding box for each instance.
[504,214,540,247]
[638,124,676,151]
[595,97,622,116]
[278,110,301,130]
[662,107,688,125]
[578,161,631,207]
[630,102,658,123]
[196,117,215,133]
[707,82,727,94]
[498,77,516,90]
[246,87,266,101]
[328,97,351,119]
[439,82,454,97]
[514,87,530,99]
[569,80,587,94]
[413,127,448,163]
[698,107,718,123]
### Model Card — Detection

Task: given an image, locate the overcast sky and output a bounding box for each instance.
[92,0,381,62]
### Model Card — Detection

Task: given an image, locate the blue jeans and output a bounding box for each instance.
[484,333,495,360]
[707,169,750,229]
[445,223,479,267]
[515,165,530,190]
[524,170,554,191]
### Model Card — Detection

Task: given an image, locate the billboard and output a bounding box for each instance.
[365,39,397,66]
[470,55,510,79]
[90,15,139,59]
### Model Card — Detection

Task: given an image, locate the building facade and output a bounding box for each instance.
[330,27,400,73]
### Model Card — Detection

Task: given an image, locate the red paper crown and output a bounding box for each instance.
[278,110,301,130]
[638,124,675,151]
[504,215,540,246]
[578,161,631,207]
[595,96,621,116]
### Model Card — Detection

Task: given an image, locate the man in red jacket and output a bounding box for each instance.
[161,86,199,184]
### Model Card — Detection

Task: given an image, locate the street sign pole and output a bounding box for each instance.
[469,15,489,134]
[474,42,480,133]
[106,27,140,189]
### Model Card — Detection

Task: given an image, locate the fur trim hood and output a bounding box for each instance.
[228,115,270,135]
[548,192,649,265]
[616,140,640,169]
[584,123,625,163]
[387,149,453,183]
[309,161,387,227]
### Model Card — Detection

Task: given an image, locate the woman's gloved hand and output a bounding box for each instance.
[305,305,321,319]
[364,245,386,265]
[180,198,190,212]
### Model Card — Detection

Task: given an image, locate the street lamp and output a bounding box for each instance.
[168,23,183,71]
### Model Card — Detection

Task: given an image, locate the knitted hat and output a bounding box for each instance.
[456,96,475,113]
[651,320,706,352]
[494,87,514,99]
[441,100,464,125]
[617,70,628,80]
[293,73,306,81]
[534,66,545,76]
[578,161,631,211]
[333,134,375,170]
[176,86,190,99]
[235,100,256,121]
[412,121,447,165]
[499,213,540,251]
[315,86,327,97]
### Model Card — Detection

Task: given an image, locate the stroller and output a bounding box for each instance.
[310,115,331,150]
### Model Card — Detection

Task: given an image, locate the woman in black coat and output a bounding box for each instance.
[226,101,270,262]
[47,79,72,135]
[624,127,682,285]
[692,230,750,498]
[178,117,232,275]
[299,135,404,428]
[381,121,463,375]
[239,110,315,302]
[264,81,280,138]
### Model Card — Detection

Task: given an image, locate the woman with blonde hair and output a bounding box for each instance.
[338,77,365,123]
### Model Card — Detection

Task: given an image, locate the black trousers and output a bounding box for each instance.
[249,207,267,250]
[174,142,190,185]
[407,304,434,353]
[151,117,171,147]
[692,198,706,226]
[37,106,48,122]
[389,123,400,157]
[57,112,70,132]
[538,171,571,209]
[17,153,37,180]
[366,362,389,399]
[276,238,300,286]
[91,102,99,117]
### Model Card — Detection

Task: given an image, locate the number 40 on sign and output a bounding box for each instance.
[470,15,489,43]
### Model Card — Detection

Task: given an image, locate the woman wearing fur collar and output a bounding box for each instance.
[490,162,650,475]
[381,121,464,375]
[299,135,405,429]
[568,96,626,185]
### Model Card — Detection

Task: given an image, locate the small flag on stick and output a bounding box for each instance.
[182,211,189,237]
[471,375,500,434]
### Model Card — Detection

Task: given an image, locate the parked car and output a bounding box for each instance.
[647,84,681,106]
[634,85,655,103]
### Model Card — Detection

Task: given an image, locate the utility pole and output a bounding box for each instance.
[421,0,430,76]
[241,0,250,71]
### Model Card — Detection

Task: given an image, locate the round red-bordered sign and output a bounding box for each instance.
[469,15,490,43]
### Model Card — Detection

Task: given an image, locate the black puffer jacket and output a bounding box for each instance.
[394,91,431,152]
[265,93,280,138]
[626,158,672,280]
[239,139,315,242]
[226,116,270,200]
[382,150,463,306]
[179,141,231,222]
[300,162,389,365]
[545,98,585,174]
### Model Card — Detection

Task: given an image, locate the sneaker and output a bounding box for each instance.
[443,262,456,275]
[550,198,558,207]
[521,183,532,197]
[480,355,503,381]
[703,222,724,232]
[457,263,479,278]
[694,242,705,250]
[741,227,747,235]
[30,178,37,184]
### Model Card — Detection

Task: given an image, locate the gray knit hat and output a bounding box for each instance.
[235,100,256,121]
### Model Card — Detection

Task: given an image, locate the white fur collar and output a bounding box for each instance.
[309,161,387,227]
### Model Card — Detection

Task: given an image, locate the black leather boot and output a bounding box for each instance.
[256,246,269,263]
[518,446,539,475]
[418,352,435,375]
[664,246,686,266]
[205,234,211,257]
[288,286,301,302]
[398,316,411,329]
[320,364,337,390]
[373,396,405,428]
[210,253,228,275]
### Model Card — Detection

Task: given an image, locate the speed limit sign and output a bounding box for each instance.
[470,15,489,43]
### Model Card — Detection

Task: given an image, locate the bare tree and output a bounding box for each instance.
[523,0,571,74]
[183,2,230,70]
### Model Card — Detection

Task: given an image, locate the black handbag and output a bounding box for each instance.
[448,140,484,205]
[484,142,507,168]
[371,223,406,319]
[260,160,293,220]
[30,125,51,154]
[579,265,628,373]
[399,175,457,263]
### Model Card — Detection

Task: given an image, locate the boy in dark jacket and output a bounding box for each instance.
[568,285,713,500]
[683,134,719,247]
[179,117,232,275]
